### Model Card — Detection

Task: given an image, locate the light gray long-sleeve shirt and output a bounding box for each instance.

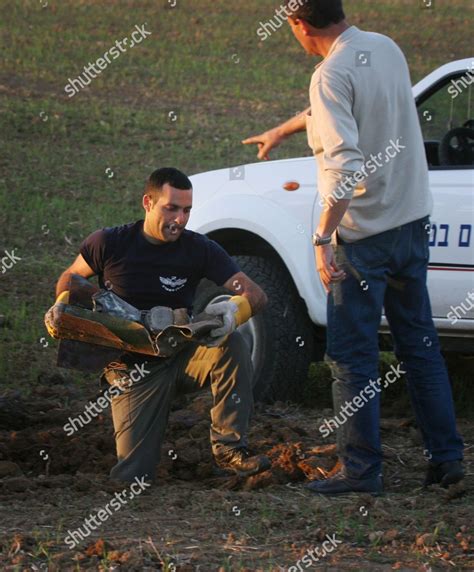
[305,26,433,242]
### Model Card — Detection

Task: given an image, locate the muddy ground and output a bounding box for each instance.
[0,375,472,571]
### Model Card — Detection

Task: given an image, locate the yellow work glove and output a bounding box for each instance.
[44,290,69,339]
[229,295,252,326]
[204,296,252,347]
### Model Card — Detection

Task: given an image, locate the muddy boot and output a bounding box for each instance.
[214,447,271,477]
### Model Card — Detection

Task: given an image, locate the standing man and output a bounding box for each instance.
[45,167,270,484]
[243,0,464,493]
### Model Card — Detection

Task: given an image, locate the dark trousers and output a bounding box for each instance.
[104,331,254,482]
[326,216,464,479]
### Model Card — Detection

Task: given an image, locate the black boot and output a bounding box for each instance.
[424,460,464,488]
[306,470,383,496]
[214,447,271,477]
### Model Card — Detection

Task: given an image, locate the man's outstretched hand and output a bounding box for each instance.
[242,127,286,161]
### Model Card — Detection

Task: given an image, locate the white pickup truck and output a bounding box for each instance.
[189,59,474,402]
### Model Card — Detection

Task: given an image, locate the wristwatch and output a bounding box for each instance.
[311,232,332,246]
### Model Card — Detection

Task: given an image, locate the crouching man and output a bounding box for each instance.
[45,167,270,483]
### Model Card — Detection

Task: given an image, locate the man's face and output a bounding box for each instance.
[144,183,192,243]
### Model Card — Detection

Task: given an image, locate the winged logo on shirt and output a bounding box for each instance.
[159,276,188,292]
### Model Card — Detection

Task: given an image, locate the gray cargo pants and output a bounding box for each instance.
[102,331,254,483]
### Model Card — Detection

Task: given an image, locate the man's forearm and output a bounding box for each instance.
[276,106,311,138]
[55,272,75,297]
[244,290,268,316]
[317,199,351,238]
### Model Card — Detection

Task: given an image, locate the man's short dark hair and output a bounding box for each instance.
[285,0,345,29]
[145,167,192,197]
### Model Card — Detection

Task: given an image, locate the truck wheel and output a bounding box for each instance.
[193,255,314,403]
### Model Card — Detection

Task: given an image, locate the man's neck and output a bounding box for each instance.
[317,21,351,58]
[142,220,165,245]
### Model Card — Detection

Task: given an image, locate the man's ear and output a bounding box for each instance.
[298,18,312,36]
[143,194,152,212]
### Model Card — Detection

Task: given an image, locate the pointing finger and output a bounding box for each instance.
[242,136,260,145]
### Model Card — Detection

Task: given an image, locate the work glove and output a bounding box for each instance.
[44,290,69,339]
[204,296,252,347]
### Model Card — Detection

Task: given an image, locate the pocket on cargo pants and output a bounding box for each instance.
[103,362,133,392]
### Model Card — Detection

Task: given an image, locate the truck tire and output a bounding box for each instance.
[193,255,314,403]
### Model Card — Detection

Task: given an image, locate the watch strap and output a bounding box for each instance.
[312,233,332,246]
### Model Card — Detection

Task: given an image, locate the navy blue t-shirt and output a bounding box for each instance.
[79,220,239,312]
